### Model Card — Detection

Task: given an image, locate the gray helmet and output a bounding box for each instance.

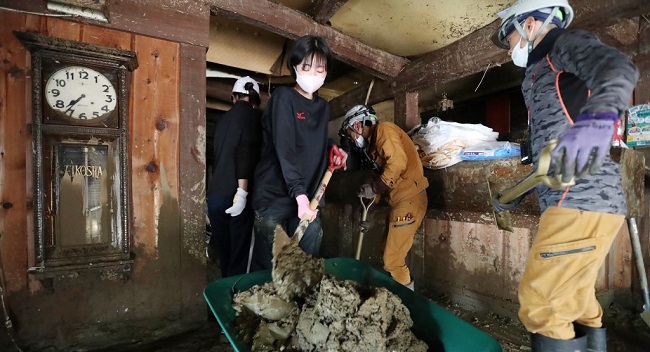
[492,0,574,49]
[341,105,378,131]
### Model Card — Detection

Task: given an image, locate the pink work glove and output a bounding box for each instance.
[296,194,318,222]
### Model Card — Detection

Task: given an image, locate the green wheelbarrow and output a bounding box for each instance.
[204,257,502,352]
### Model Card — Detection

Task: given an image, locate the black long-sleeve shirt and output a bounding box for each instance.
[252,86,329,211]
[207,100,261,197]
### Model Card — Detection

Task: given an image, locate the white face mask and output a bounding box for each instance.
[511,37,529,68]
[354,135,366,148]
[295,69,325,95]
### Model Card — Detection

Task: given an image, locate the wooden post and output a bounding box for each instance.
[634,16,650,291]
[394,91,419,131]
[179,43,207,319]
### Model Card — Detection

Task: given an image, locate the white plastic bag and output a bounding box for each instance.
[410,117,499,169]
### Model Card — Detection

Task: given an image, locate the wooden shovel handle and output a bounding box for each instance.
[294,170,333,243]
[294,145,345,243]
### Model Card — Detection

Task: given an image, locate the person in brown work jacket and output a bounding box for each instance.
[340,105,429,290]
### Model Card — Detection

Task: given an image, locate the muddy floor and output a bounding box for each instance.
[78,297,648,352]
[114,255,649,352]
[0,253,648,351]
[428,292,650,352]
[18,290,638,352]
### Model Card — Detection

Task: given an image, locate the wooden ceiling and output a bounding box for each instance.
[205,0,649,118]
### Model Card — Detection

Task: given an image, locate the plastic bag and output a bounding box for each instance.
[410,117,499,169]
[460,141,521,161]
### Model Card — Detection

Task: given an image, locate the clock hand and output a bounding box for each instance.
[66,94,86,108]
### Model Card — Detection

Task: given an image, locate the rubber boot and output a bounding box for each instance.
[574,323,607,352]
[531,332,587,352]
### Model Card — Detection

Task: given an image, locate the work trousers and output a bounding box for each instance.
[518,206,625,340]
[250,207,323,271]
[207,195,253,278]
[384,191,428,285]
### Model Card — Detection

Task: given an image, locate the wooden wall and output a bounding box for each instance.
[0,9,207,350]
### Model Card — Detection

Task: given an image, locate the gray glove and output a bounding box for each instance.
[360,220,371,232]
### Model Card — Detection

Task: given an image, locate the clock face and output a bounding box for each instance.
[45,66,117,121]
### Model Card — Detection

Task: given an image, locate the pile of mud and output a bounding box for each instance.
[233,275,428,352]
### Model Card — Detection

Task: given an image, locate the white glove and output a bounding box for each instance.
[225,188,248,217]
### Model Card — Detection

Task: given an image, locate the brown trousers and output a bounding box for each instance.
[518,206,625,339]
[384,192,428,285]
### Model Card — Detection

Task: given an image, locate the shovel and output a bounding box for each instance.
[488,139,575,232]
[272,147,346,299]
[355,195,375,260]
[628,217,650,327]
[272,146,346,255]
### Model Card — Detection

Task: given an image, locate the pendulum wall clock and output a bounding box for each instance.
[15,32,138,275]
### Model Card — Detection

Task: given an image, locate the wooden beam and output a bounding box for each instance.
[394,0,650,94]
[205,80,232,102]
[393,22,508,94]
[571,0,650,30]
[328,80,394,120]
[0,0,210,47]
[394,91,419,131]
[635,16,650,104]
[309,0,348,24]
[328,0,650,119]
[49,0,106,12]
[208,0,408,80]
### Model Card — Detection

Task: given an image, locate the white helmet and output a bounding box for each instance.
[341,105,378,130]
[493,0,574,49]
[232,76,260,94]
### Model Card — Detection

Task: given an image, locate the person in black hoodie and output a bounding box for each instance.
[250,35,347,271]
[207,76,262,277]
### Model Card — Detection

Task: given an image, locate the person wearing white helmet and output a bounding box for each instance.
[492,1,639,351]
[341,105,429,290]
[207,76,262,277]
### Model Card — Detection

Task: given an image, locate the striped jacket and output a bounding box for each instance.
[522,28,639,214]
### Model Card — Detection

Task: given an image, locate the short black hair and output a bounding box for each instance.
[287,35,332,78]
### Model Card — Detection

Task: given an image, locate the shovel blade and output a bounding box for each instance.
[272,225,292,258]
[494,210,514,232]
[487,180,514,232]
